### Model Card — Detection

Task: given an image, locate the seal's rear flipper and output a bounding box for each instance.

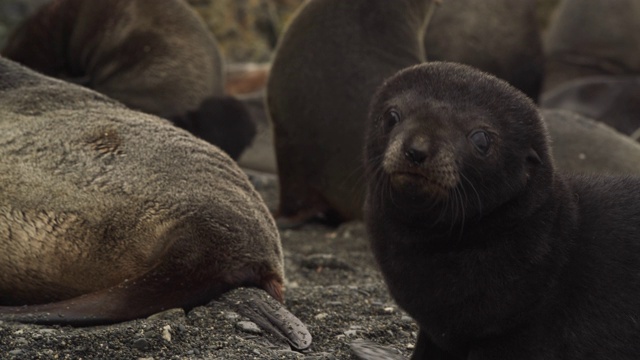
[171,95,257,160]
[220,287,312,351]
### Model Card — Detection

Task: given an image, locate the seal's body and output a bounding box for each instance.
[424,0,543,101]
[267,0,439,225]
[542,76,640,140]
[0,58,283,325]
[543,109,640,174]
[2,0,255,159]
[543,0,640,92]
[364,62,640,359]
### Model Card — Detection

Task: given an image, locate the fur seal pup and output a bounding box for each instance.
[364,62,640,359]
[1,0,255,159]
[543,0,640,92]
[541,75,640,139]
[0,57,283,326]
[424,0,543,101]
[268,0,440,226]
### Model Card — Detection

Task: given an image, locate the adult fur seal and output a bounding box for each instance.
[364,62,640,359]
[0,57,283,325]
[543,0,640,92]
[424,0,543,101]
[268,0,440,226]
[1,0,255,159]
[542,76,640,139]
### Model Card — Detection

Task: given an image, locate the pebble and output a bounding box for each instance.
[400,315,414,323]
[224,311,240,321]
[14,337,28,346]
[38,329,58,336]
[162,325,172,342]
[146,308,185,321]
[314,313,329,320]
[236,321,262,334]
[132,338,151,351]
[8,349,24,356]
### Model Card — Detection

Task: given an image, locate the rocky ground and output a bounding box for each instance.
[0,171,417,360]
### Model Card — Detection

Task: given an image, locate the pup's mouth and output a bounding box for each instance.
[389,170,452,200]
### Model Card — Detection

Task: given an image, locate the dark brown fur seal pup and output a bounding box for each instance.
[424,0,543,101]
[543,0,640,92]
[365,62,640,359]
[268,0,440,226]
[1,0,255,159]
[542,76,640,139]
[0,57,283,326]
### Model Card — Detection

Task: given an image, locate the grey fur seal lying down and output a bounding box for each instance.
[543,109,640,175]
[1,0,255,159]
[0,57,285,327]
[543,0,640,92]
[542,76,640,140]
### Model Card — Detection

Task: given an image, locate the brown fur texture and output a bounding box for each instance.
[0,57,283,325]
[1,0,255,159]
[267,0,439,226]
[424,0,543,101]
[365,62,640,359]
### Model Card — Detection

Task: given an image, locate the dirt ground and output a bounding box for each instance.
[0,170,417,360]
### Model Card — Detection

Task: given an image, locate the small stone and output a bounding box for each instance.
[578,153,587,160]
[14,337,28,346]
[344,330,358,336]
[236,321,262,334]
[38,329,58,336]
[162,325,172,342]
[8,349,24,356]
[137,357,154,360]
[224,311,240,321]
[146,308,186,321]
[132,338,151,351]
[384,307,395,313]
[400,315,414,323]
[314,313,329,320]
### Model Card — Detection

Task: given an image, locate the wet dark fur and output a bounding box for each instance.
[364,62,640,359]
[1,0,255,159]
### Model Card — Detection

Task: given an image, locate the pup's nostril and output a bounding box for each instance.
[404,147,427,165]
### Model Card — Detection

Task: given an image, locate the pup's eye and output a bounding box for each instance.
[385,109,401,129]
[469,130,490,154]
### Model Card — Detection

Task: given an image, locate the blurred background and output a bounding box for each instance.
[0,0,561,64]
